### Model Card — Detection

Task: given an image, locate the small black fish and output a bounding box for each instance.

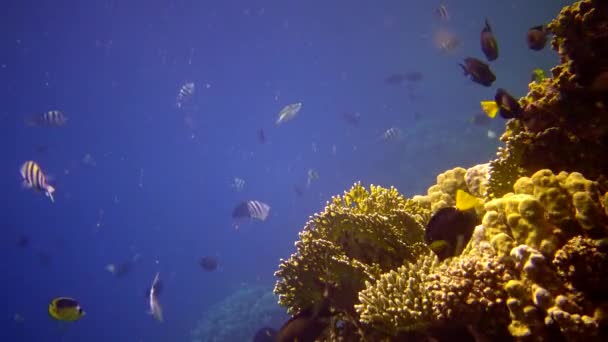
[459,57,496,87]
[425,207,478,261]
[257,129,266,144]
[253,327,277,342]
[275,300,332,342]
[527,25,549,51]
[199,256,218,271]
[495,88,522,119]
[480,19,498,61]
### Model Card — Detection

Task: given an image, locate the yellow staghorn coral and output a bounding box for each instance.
[273,182,430,322]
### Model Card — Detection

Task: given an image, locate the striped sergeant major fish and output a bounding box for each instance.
[26,110,67,127]
[232,200,271,221]
[434,3,449,21]
[20,161,55,202]
[176,82,195,109]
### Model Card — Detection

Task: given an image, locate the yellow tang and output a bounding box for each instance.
[455,189,482,211]
[48,297,85,322]
[480,100,499,118]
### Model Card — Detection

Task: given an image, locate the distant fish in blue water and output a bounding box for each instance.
[147,272,163,322]
[20,160,55,202]
[434,3,450,21]
[231,177,245,192]
[294,184,305,197]
[26,110,67,127]
[199,256,218,271]
[176,82,195,109]
[276,102,302,125]
[480,19,498,61]
[307,168,319,188]
[106,254,140,278]
[17,235,30,248]
[232,200,271,221]
[381,127,403,142]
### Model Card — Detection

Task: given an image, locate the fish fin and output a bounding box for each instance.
[459,63,469,76]
[480,101,499,118]
[531,24,545,32]
[484,18,492,32]
[456,189,481,211]
[46,185,55,203]
[21,180,32,189]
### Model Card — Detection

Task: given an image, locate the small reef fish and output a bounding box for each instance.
[459,57,496,87]
[276,102,302,125]
[480,19,498,61]
[231,177,245,192]
[480,88,522,119]
[17,235,30,248]
[176,82,195,109]
[384,72,423,85]
[20,160,55,202]
[106,254,140,278]
[434,3,449,21]
[381,127,403,142]
[232,200,271,221]
[425,189,481,261]
[531,68,546,83]
[199,256,218,271]
[48,297,85,322]
[148,272,163,322]
[26,110,67,127]
[527,25,549,51]
[307,168,319,187]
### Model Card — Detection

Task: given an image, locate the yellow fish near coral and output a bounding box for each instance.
[48,297,85,322]
[455,189,483,211]
[480,100,499,118]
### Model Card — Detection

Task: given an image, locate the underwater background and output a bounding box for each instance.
[1,0,572,341]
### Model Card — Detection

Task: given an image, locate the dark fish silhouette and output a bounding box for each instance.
[425,207,478,261]
[480,19,498,61]
[459,58,496,87]
[527,25,549,51]
[275,299,332,342]
[199,256,218,271]
[494,88,522,119]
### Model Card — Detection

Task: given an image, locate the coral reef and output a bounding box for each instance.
[190,286,286,342]
[273,1,608,341]
[273,183,430,320]
[486,0,608,200]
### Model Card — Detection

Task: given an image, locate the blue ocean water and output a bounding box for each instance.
[1,0,569,341]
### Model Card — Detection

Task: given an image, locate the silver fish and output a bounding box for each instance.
[27,110,67,127]
[276,102,302,125]
[231,177,245,192]
[148,272,163,322]
[381,127,403,142]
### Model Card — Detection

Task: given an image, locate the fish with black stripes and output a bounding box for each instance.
[26,110,67,127]
[20,160,55,202]
[232,200,271,221]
